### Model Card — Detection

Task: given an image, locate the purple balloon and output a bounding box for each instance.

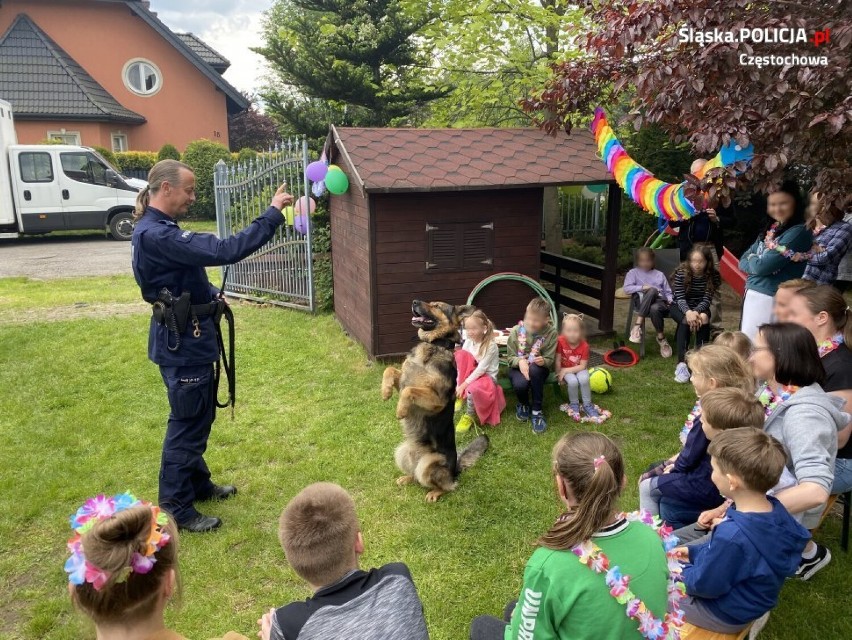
[305,161,328,182]
[294,212,309,235]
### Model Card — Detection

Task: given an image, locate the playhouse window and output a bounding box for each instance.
[426,221,494,272]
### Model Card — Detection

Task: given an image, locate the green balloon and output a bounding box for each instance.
[325,168,349,194]
[587,183,608,193]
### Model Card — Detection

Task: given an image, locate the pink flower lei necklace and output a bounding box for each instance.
[65,492,171,591]
[679,401,701,446]
[757,383,800,417]
[817,333,844,358]
[517,322,543,362]
[764,222,812,262]
[565,510,685,640]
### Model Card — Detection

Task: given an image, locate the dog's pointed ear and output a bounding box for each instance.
[455,304,476,319]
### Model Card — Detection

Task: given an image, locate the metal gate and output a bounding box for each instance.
[213,138,314,311]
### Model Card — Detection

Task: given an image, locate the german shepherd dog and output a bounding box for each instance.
[381,300,490,502]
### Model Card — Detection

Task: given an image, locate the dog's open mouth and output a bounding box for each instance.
[411,301,437,329]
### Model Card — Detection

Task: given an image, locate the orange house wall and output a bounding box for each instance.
[0,0,231,151]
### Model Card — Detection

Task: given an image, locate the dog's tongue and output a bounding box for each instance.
[412,315,426,322]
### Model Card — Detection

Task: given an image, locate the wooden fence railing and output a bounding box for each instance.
[540,251,615,334]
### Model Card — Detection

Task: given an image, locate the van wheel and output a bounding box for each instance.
[108,211,134,241]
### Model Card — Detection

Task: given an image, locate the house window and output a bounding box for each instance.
[112,133,129,152]
[47,130,81,145]
[19,152,54,183]
[123,59,162,96]
[426,221,494,272]
[60,152,109,186]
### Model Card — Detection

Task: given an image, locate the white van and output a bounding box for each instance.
[0,99,142,241]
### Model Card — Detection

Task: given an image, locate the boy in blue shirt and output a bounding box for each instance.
[676,428,811,633]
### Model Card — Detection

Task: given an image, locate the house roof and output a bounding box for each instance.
[0,14,146,124]
[175,33,231,73]
[329,126,614,193]
[122,1,249,113]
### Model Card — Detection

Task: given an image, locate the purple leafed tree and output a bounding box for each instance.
[522,0,851,207]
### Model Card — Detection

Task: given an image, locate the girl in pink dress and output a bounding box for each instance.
[455,310,506,432]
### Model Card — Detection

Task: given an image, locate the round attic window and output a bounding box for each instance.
[123,59,162,96]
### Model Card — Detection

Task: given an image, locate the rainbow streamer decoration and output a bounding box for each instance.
[590,108,753,222]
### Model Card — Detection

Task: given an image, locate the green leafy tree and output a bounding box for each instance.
[410,0,582,126]
[157,144,181,162]
[182,140,232,219]
[256,0,446,140]
[522,0,852,208]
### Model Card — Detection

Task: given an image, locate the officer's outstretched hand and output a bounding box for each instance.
[271,183,295,212]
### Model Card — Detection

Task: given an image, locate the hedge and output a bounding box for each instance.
[182,139,232,219]
[92,146,119,168]
[157,144,181,161]
[115,151,158,173]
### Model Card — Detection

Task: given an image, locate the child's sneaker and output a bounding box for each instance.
[569,402,580,415]
[628,324,643,343]
[454,397,464,412]
[674,362,691,383]
[796,543,831,581]
[531,412,547,434]
[583,402,600,418]
[456,414,475,434]
[657,336,672,358]
[516,403,530,422]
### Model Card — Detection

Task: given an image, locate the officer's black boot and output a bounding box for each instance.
[178,513,222,533]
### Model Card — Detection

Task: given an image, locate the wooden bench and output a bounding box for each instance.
[680,623,750,640]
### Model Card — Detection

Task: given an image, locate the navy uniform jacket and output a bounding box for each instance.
[131,206,284,367]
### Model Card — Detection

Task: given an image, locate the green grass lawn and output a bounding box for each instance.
[0,276,848,639]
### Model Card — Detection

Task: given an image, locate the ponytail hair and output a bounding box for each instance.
[134,159,192,221]
[794,285,852,347]
[71,505,179,624]
[539,432,625,550]
[464,309,496,359]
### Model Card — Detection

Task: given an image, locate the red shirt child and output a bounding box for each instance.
[557,336,590,369]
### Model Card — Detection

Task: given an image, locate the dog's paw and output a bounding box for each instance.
[425,490,446,503]
[395,404,410,419]
[381,385,393,401]
[396,475,415,487]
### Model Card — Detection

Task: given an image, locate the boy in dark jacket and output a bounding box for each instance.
[640,386,765,529]
[259,483,429,640]
[676,428,810,633]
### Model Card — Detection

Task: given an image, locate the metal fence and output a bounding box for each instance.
[559,191,605,238]
[213,138,314,311]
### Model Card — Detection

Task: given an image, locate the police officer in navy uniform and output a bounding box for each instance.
[131,160,293,532]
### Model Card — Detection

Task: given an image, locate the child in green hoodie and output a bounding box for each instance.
[469,433,674,640]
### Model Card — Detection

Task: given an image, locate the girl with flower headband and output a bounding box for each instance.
[65,492,246,640]
[786,286,852,496]
[738,181,812,340]
[470,432,684,640]
[689,323,846,582]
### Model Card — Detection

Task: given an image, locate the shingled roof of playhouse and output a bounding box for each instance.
[329,125,614,194]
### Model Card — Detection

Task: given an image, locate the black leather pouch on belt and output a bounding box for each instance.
[154,288,191,334]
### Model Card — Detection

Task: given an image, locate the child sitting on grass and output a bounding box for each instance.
[469,432,677,640]
[671,245,720,383]
[556,313,600,418]
[624,247,674,357]
[639,346,761,529]
[676,428,810,634]
[506,297,557,434]
[455,310,506,433]
[259,483,428,640]
[712,330,752,362]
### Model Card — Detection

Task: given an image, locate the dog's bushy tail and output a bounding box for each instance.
[458,435,489,472]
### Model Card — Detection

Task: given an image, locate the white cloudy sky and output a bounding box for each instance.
[151,0,272,95]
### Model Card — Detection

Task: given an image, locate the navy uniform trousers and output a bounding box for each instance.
[132,204,285,523]
[159,364,217,521]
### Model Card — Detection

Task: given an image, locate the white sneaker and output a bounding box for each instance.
[748,612,770,638]
[674,362,691,383]
[657,336,672,358]
[629,324,642,343]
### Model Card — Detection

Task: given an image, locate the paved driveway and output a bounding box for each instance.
[0,233,132,279]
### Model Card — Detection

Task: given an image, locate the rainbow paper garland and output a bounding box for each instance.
[590,108,753,223]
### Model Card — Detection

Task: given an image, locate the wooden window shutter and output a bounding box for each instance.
[462,221,494,270]
[426,222,494,272]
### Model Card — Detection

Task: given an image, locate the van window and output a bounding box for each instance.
[60,152,109,186]
[19,152,54,183]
